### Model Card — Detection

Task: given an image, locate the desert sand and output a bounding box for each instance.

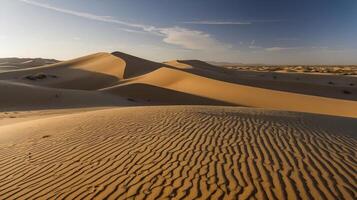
[0,52,356,199]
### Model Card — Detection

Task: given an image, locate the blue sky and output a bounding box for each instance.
[1,0,357,64]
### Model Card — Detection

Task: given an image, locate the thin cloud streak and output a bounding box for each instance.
[249,40,262,49]
[20,0,231,51]
[20,0,158,33]
[183,19,284,25]
[118,28,149,34]
[275,38,300,41]
[183,21,251,25]
[265,47,302,51]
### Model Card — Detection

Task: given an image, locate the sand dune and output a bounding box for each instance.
[0,52,167,90]
[0,52,356,117]
[1,51,356,199]
[170,60,357,101]
[0,80,131,111]
[111,51,166,78]
[0,106,356,199]
[0,57,59,69]
[0,53,126,90]
[104,66,357,117]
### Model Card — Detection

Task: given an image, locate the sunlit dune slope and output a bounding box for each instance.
[0,53,124,90]
[103,67,357,117]
[0,106,355,199]
[0,52,164,90]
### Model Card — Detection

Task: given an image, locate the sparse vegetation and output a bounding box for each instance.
[221,65,357,75]
[24,73,58,81]
[342,90,351,94]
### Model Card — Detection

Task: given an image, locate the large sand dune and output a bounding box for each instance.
[104,66,357,117]
[0,106,356,199]
[0,52,165,90]
[0,53,125,90]
[1,51,356,117]
[0,51,356,199]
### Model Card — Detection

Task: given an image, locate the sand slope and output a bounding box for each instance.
[170,60,357,101]
[103,67,357,117]
[0,57,59,69]
[0,52,166,90]
[0,80,130,111]
[0,106,356,199]
[0,53,125,90]
[1,51,356,117]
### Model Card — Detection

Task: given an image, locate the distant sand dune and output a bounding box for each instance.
[0,53,125,90]
[0,52,356,117]
[0,106,356,199]
[164,60,357,101]
[104,67,357,117]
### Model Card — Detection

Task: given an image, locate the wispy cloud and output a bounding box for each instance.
[311,46,328,49]
[265,47,302,51]
[158,27,230,50]
[183,19,284,25]
[20,0,156,32]
[183,21,251,25]
[249,40,262,49]
[118,28,149,34]
[274,38,299,41]
[20,0,230,52]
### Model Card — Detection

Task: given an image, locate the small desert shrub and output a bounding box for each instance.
[342,90,351,94]
[23,73,58,81]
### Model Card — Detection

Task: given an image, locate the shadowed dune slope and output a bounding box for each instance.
[0,80,129,111]
[172,60,357,101]
[111,51,166,78]
[180,60,228,73]
[103,83,234,105]
[103,67,357,117]
[0,106,356,199]
[164,60,195,69]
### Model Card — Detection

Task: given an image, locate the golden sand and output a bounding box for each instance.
[0,52,356,199]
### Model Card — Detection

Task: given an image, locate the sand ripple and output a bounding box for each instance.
[0,106,356,199]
